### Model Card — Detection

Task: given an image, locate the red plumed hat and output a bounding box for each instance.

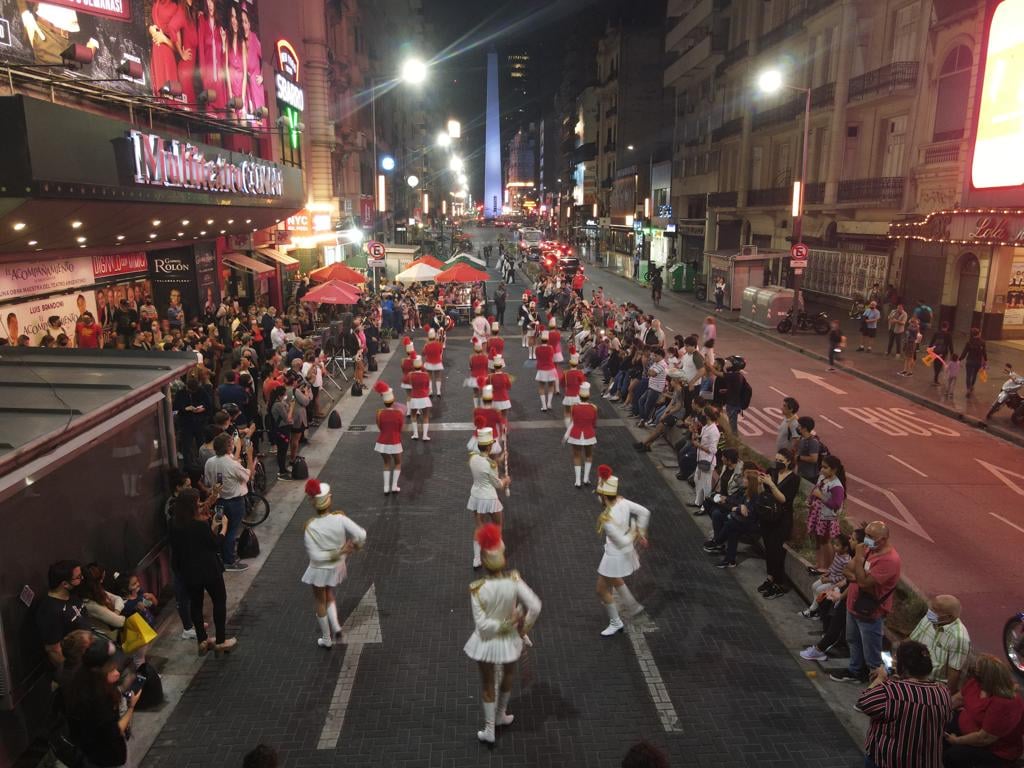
[304,478,322,497]
[475,523,503,551]
[402,336,412,346]
[474,414,487,429]
[373,381,390,394]
[597,464,613,481]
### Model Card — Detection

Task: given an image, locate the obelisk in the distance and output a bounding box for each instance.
[484,49,502,220]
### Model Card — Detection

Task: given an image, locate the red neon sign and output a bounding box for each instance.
[276,40,300,82]
[972,0,1024,189]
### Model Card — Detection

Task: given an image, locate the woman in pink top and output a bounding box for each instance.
[224,5,246,119]
[177,0,199,104]
[197,0,225,110]
[150,0,183,97]
[240,7,264,119]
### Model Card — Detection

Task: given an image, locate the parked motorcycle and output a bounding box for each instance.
[1004,612,1024,678]
[777,308,830,335]
[985,370,1024,426]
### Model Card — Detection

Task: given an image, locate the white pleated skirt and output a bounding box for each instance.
[535,369,558,383]
[464,631,524,664]
[463,377,483,388]
[374,442,403,454]
[400,383,412,390]
[562,395,580,406]
[301,559,347,587]
[407,396,432,411]
[598,550,639,578]
[553,351,564,363]
[467,495,503,515]
[492,400,511,411]
[567,435,596,446]
[424,362,444,372]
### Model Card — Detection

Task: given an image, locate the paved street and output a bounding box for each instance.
[563,234,1024,654]
[143,257,860,767]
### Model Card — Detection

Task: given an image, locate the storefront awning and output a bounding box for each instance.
[223,252,275,275]
[255,248,300,269]
[837,220,891,236]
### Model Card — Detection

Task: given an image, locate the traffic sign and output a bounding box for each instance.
[790,242,808,269]
[367,240,387,268]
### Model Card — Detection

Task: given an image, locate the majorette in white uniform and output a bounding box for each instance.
[594,465,651,636]
[373,381,404,494]
[301,478,367,647]
[467,387,504,456]
[467,427,509,567]
[464,524,541,745]
[471,305,491,340]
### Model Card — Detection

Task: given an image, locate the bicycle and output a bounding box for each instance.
[250,455,267,495]
[848,297,866,320]
[242,488,270,527]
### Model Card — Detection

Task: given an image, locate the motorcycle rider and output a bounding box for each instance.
[986,362,1024,421]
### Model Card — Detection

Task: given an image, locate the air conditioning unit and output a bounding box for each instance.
[741,244,757,257]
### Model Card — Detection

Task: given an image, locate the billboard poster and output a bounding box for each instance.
[193,241,218,315]
[0,0,268,125]
[1,290,98,346]
[93,277,153,328]
[1006,257,1024,327]
[0,255,94,302]
[147,246,197,329]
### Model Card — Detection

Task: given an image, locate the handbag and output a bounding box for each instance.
[121,612,157,654]
[851,585,897,620]
[979,368,989,384]
[696,459,712,472]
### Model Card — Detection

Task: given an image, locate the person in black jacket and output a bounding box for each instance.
[65,637,137,768]
[169,489,237,655]
[758,448,801,599]
[174,376,213,472]
[929,321,956,385]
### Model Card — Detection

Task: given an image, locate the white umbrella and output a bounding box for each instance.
[395,262,442,284]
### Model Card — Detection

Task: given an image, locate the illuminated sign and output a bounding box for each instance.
[128,130,284,197]
[276,40,300,81]
[888,207,1024,246]
[972,0,1024,189]
[284,209,333,235]
[276,74,305,111]
[275,39,304,112]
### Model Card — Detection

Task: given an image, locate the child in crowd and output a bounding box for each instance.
[943,352,961,400]
[800,533,852,618]
[120,573,158,627]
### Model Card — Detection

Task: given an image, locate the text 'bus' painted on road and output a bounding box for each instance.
[839,407,959,437]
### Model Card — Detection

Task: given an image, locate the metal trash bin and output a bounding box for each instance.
[669,264,686,292]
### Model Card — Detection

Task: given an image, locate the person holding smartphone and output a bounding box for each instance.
[65,637,138,767]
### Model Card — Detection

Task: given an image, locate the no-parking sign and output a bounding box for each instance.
[367,240,387,267]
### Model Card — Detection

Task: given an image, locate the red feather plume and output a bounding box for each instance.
[475,523,503,550]
[474,414,487,429]
[373,381,390,394]
[402,336,411,346]
[597,464,613,481]
[487,315,495,322]
[304,478,322,497]
[569,345,577,354]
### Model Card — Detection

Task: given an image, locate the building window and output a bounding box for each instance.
[932,45,972,142]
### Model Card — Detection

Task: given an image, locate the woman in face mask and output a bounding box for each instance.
[757,448,800,600]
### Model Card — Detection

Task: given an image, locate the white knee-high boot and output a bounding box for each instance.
[316,614,333,647]
[391,469,401,492]
[601,602,623,636]
[615,585,644,617]
[496,690,514,726]
[326,602,342,638]
[477,700,496,743]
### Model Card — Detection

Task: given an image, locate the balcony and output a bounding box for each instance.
[572,142,598,163]
[664,32,727,86]
[715,40,749,77]
[602,141,617,153]
[752,98,803,130]
[708,190,738,207]
[666,0,713,54]
[711,117,743,142]
[837,177,905,204]
[759,12,808,53]
[805,182,825,205]
[810,82,835,108]
[848,61,919,101]
[747,187,792,206]
[919,140,961,165]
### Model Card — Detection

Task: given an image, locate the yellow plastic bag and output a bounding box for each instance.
[979,368,989,384]
[121,612,157,653]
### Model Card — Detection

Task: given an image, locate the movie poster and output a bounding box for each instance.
[0,0,267,124]
[1,290,99,346]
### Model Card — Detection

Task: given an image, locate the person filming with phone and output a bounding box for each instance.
[203,433,250,572]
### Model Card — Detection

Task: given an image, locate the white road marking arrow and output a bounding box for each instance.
[626,614,682,733]
[791,368,847,395]
[976,459,1024,498]
[845,472,934,543]
[317,584,382,750]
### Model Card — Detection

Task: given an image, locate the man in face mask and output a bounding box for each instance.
[830,521,902,684]
[907,594,970,692]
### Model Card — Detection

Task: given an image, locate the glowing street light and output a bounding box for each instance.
[449,155,464,173]
[380,155,396,171]
[447,119,462,139]
[400,57,428,85]
[757,69,784,94]
[437,131,451,148]
[407,175,420,188]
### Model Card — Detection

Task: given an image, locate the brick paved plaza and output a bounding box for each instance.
[143,332,861,768]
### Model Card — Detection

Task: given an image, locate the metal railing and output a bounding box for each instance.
[837,177,905,203]
[715,40,749,77]
[747,187,792,206]
[810,82,835,108]
[752,98,803,130]
[711,117,743,142]
[708,190,738,207]
[848,61,919,101]
[921,141,961,165]
[805,182,825,204]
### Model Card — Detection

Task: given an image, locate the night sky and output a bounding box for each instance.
[422,0,622,198]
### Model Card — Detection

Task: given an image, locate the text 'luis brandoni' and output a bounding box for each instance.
[129,130,283,197]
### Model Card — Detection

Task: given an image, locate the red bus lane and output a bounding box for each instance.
[737,345,1024,653]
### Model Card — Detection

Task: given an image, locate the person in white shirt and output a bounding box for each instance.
[594,465,651,636]
[301,479,367,648]
[203,433,250,571]
[467,428,510,568]
[270,318,287,354]
[693,411,720,507]
[471,305,491,340]
[301,350,325,426]
[464,524,541,745]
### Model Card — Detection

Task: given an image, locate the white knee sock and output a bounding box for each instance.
[615,585,643,616]
[574,464,582,486]
[477,700,496,743]
[316,614,333,647]
[473,539,481,566]
[546,392,554,409]
[422,422,429,439]
[473,397,480,408]
[435,379,442,395]
[391,469,401,491]
[539,394,546,409]
[604,602,622,625]
[584,461,592,484]
[412,420,419,439]
[326,602,341,636]
[564,412,571,428]
[496,690,514,726]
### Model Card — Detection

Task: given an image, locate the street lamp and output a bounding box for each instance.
[380,155,396,171]
[407,175,420,189]
[449,155,465,173]
[400,57,428,85]
[437,131,451,148]
[758,68,811,305]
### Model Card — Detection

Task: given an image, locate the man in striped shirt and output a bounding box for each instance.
[636,349,669,427]
[908,595,971,692]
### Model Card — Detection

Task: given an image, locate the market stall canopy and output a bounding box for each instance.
[408,254,444,269]
[445,253,485,267]
[435,263,491,284]
[255,248,300,269]
[395,262,441,284]
[309,263,367,284]
[222,252,275,275]
[301,279,362,305]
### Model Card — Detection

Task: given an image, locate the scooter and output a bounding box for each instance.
[985,374,1024,426]
[1004,612,1024,678]
[777,308,830,335]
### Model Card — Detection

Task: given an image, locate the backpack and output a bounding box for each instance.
[739,376,753,410]
[290,456,309,480]
[238,526,260,560]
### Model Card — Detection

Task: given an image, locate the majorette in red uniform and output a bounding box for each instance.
[563,381,597,488]
[400,336,416,402]
[560,350,586,427]
[489,356,512,415]
[547,317,563,364]
[408,355,433,441]
[467,381,504,456]
[464,338,490,407]
[486,322,504,370]
[423,328,445,396]
[534,330,558,412]
[373,382,404,494]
